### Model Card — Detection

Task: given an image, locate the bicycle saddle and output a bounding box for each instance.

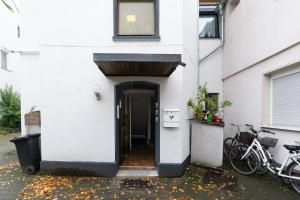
[283,145,300,152]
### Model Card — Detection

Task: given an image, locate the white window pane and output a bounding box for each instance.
[119,0,155,35]
[199,16,218,38]
[272,71,300,127]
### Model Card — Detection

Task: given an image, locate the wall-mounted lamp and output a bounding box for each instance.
[93,86,102,101]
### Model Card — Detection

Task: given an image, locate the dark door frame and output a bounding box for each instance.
[115,81,160,167]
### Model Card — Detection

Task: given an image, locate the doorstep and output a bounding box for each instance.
[119,166,156,170]
[116,169,159,177]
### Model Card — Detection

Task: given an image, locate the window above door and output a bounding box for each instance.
[113,0,160,41]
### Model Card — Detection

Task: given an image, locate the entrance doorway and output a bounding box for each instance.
[115,82,159,170]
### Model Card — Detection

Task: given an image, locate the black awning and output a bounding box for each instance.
[93,53,183,77]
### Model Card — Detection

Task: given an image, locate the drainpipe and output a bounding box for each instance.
[197,0,228,85]
[199,0,227,64]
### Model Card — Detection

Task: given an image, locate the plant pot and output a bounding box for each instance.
[196,110,206,121]
[207,114,213,123]
[25,111,41,126]
[213,115,223,124]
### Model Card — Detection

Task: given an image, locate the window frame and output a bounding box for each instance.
[270,66,300,128]
[199,8,220,39]
[113,0,160,41]
[0,49,8,70]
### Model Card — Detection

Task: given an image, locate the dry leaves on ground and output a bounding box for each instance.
[0,162,18,171]
[20,176,76,199]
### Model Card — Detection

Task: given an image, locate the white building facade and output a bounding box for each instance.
[19,0,198,177]
[199,0,300,164]
[18,0,300,176]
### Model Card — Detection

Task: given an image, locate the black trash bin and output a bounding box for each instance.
[10,133,41,175]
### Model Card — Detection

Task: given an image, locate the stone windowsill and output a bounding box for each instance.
[261,125,300,132]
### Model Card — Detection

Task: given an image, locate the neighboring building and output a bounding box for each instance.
[19,0,198,177]
[0,1,20,90]
[199,0,300,164]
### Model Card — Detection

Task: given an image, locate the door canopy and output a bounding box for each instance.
[93,53,185,77]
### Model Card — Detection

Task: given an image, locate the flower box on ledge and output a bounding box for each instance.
[25,111,41,126]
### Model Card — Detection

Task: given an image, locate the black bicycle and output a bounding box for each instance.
[223,123,253,157]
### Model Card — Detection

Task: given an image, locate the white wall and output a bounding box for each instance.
[199,39,224,102]
[223,0,300,78]
[223,0,300,163]
[19,0,183,48]
[19,53,41,134]
[0,2,20,90]
[181,0,199,162]
[33,46,187,163]
[19,0,198,164]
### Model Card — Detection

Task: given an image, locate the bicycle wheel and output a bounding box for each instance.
[255,148,270,175]
[224,137,238,157]
[287,160,300,195]
[229,144,259,175]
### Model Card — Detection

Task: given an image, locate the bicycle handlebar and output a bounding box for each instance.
[230,123,254,128]
[261,129,276,135]
[248,127,276,137]
[229,123,276,136]
[245,124,254,127]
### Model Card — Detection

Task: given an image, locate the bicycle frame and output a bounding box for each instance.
[242,138,300,180]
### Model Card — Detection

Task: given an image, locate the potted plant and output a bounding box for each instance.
[25,106,41,126]
[188,99,206,120]
[188,83,232,124]
[206,96,232,124]
[187,84,208,121]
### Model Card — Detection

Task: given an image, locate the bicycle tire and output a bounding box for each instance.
[255,148,270,175]
[286,160,300,195]
[229,144,260,175]
[224,137,238,158]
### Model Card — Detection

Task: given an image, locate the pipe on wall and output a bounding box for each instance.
[198,0,227,65]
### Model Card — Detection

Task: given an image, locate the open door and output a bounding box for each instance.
[115,81,160,168]
[115,82,130,165]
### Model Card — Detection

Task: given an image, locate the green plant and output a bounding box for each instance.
[0,85,21,129]
[187,83,232,120]
[206,97,232,116]
[187,83,208,120]
[1,0,12,11]
[205,95,232,115]
[206,96,218,116]
[187,99,204,113]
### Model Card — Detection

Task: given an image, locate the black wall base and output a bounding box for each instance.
[40,161,118,177]
[157,155,191,177]
[41,155,190,177]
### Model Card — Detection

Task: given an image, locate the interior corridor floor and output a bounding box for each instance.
[120,141,155,170]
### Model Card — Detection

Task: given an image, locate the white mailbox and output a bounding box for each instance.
[163,109,180,128]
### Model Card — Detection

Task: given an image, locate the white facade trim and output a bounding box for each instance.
[19,51,40,55]
[223,40,300,80]
[271,65,300,80]
[261,125,300,133]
